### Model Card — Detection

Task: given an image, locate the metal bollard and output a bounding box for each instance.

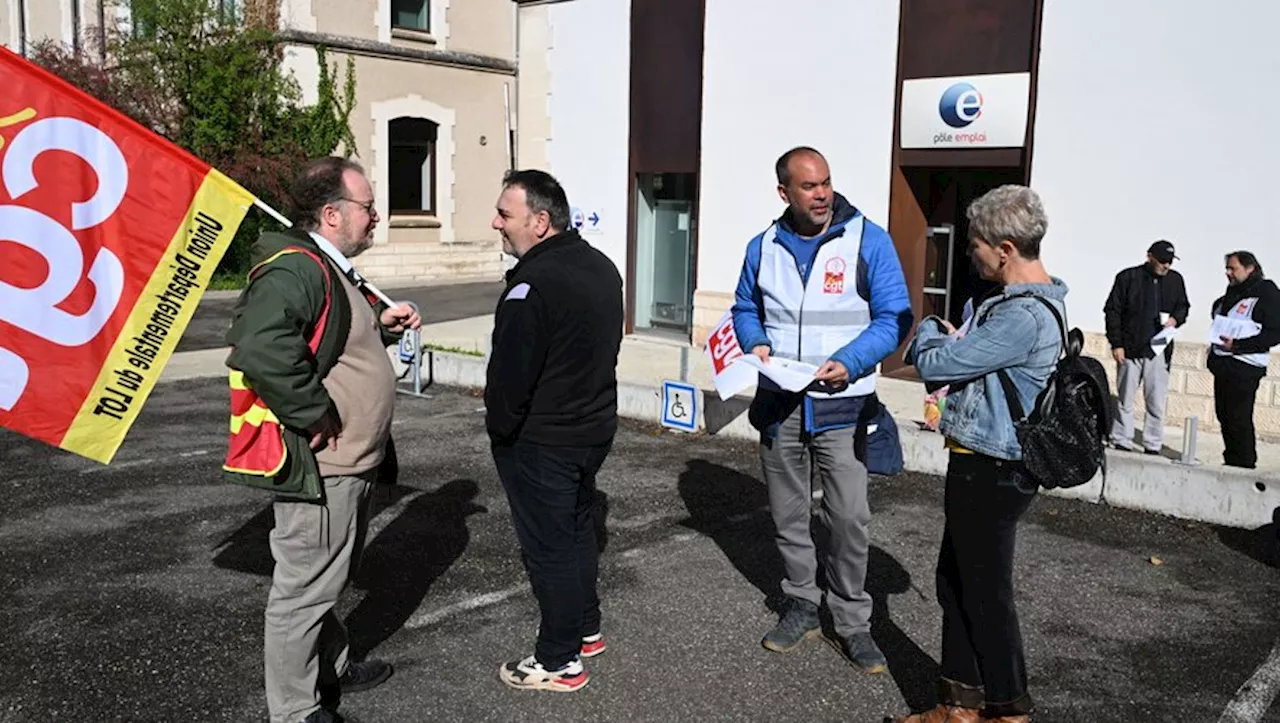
[395,302,432,400]
[1174,415,1200,466]
[679,346,689,383]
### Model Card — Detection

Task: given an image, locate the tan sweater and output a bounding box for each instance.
[316,274,397,477]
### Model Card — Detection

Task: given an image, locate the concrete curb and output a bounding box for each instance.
[167,348,1280,530]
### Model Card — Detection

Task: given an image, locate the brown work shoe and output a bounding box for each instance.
[981,717,1029,723]
[883,705,981,723]
[884,678,985,723]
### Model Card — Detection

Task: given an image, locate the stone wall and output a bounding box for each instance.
[360,231,504,285]
[1081,332,1280,439]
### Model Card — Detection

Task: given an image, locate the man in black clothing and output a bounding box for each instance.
[1102,240,1190,453]
[485,169,624,692]
[1209,251,1280,469]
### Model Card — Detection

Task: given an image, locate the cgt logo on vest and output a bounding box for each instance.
[934,82,988,145]
[823,257,846,295]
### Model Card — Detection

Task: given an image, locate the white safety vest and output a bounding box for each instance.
[1212,296,1270,368]
[758,218,876,398]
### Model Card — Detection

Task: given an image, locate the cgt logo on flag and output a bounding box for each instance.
[703,311,757,401]
[707,313,744,375]
[0,45,254,464]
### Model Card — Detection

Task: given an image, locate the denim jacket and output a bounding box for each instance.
[904,279,1069,460]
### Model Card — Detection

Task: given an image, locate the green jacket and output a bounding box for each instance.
[222,228,401,500]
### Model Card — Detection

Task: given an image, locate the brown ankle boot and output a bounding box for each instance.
[884,678,984,723]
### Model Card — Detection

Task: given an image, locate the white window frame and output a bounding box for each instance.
[371,96,455,244]
[387,117,439,216]
[375,0,448,48]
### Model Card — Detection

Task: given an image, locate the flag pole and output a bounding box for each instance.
[251,197,399,308]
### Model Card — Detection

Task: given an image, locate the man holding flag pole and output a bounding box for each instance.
[224,157,420,723]
[0,44,417,723]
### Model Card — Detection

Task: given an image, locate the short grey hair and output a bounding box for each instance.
[966,184,1048,259]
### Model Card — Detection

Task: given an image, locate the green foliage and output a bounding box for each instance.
[422,344,486,358]
[209,270,248,290]
[32,0,358,275]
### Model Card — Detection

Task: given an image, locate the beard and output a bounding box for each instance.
[339,218,375,258]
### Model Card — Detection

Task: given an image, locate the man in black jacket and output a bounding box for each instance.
[485,169,623,693]
[1102,240,1190,453]
[1209,251,1280,468]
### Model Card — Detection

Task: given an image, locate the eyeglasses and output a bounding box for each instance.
[339,197,376,215]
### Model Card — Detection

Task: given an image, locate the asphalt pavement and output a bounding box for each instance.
[2,379,1279,722]
[176,281,504,352]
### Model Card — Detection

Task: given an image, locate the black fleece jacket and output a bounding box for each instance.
[1103,263,1190,361]
[484,230,624,446]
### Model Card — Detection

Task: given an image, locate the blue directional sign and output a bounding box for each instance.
[570,206,585,229]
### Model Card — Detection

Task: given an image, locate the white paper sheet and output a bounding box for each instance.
[710,358,757,401]
[1207,315,1262,345]
[733,355,820,393]
[1150,326,1179,355]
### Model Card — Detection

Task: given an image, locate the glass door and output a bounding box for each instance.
[633,173,696,337]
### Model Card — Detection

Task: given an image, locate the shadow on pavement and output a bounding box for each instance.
[864,546,940,713]
[345,478,487,660]
[210,484,418,578]
[677,458,939,711]
[1214,505,1279,568]
[677,459,787,612]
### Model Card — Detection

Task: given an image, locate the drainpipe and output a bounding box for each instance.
[97,0,106,62]
[18,0,27,57]
[71,0,81,56]
[512,0,520,169]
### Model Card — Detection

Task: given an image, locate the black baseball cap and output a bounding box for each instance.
[1148,240,1178,264]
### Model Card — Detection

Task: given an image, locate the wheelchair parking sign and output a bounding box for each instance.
[661,380,698,432]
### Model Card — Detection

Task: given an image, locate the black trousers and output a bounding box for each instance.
[1211,357,1264,469]
[937,451,1037,715]
[492,438,613,670]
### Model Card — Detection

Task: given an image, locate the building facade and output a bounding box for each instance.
[515,0,1280,437]
[2,0,515,284]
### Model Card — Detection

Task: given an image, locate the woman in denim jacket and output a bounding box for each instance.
[886,185,1066,723]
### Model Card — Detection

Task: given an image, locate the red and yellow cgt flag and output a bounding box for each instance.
[0,45,255,464]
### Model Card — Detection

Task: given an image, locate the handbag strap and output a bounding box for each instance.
[982,294,1068,424]
[996,369,1026,423]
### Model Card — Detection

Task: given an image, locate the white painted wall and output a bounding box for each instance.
[697,0,901,295]
[543,0,631,280]
[281,45,321,105]
[1032,0,1280,339]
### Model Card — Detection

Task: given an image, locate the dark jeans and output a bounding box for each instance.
[1211,361,1263,469]
[492,438,613,670]
[937,451,1037,715]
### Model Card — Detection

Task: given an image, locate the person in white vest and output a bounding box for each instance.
[730,146,912,671]
[1208,251,1280,469]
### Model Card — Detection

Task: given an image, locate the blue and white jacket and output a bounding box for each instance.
[732,194,913,436]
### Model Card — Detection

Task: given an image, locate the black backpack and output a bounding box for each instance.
[983,295,1114,489]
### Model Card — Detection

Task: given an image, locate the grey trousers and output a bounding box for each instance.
[1112,355,1170,452]
[760,408,873,636]
[265,471,375,723]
